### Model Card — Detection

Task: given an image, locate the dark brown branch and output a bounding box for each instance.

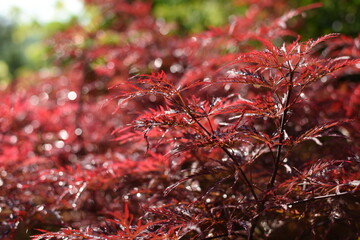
[249,70,294,240]
[176,93,258,202]
[269,71,294,188]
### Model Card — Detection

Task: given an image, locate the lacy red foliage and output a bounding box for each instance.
[1,0,359,239]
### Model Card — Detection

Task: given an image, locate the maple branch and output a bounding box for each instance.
[269,70,294,188]
[222,147,258,201]
[249,69,294,240]
[288,190,358,206]
[176,93,258,201]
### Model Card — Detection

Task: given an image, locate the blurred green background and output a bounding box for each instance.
[0,0,359,87]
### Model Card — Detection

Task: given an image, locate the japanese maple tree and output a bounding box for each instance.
[0,0,359,240]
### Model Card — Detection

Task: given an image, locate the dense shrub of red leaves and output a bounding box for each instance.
[0,0,359,239]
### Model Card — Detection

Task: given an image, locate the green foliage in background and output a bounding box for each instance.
[152,0,246,34]
[288,0,360,39]
[0,20,69,86]
[152,0,360,38]
[0,7,80,87]
[0,18,25,85]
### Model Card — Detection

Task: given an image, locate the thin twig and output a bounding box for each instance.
[269,70,294,188]
[249,69,294,240]
[288,190,358,206]
[176,93,258,201]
